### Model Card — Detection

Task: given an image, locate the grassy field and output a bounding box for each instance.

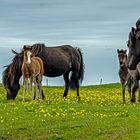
[0,83,140,140]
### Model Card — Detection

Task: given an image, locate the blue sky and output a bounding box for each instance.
[0,0,140,85]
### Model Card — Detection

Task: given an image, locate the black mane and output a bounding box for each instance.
[25,43,47,55]
[2,49,21,87]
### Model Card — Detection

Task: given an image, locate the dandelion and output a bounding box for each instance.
[1,120,4,123]
[69,108,76,112]
[42,119,45,123]
[40,108,45,113]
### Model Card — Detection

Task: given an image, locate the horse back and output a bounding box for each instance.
[46,45,81,67]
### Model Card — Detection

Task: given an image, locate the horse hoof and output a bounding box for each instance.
[77,96,80,101]
[63,97,67,101]
[42,95,45,100]
[123,100,126,103]
[130,99,136,103]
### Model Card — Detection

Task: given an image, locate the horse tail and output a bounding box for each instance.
[70,48,84,89]
[77,48,84,83]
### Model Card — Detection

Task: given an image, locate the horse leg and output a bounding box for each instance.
[39,82,43,99]
[138,80,140,102]
[37,89,45,100]
[32,78,37,100]
[23,78,27,101]
[75,78,80,101]
[131,81,138,103]
[127,79,132,101]
[63,72,70,98]
[36,75,45,100]
[30,77,33,93]
[121,81,126,103]
[37,75,43,99]
[70,70,80,100]
[74,71,80,101]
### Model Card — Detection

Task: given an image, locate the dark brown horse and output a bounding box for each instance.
[22,46,44,101]
[2,43,84,100]
[127,18,140,69]
[127,25,140,103]
[127,27,138,70]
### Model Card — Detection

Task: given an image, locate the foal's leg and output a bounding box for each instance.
[23,78,28,101]
[127,79,132,101]
[32,77,37,100]
[121,80,126,103]
[30,77,33,93]
[63,72,70,98]
[37,74,43,99]
[30,77,35,100]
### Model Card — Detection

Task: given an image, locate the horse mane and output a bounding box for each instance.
[28,43,47,56]
[136,18,140,29]
[2,49,23,87]
[135,28,140,40]
[2,65,10,88]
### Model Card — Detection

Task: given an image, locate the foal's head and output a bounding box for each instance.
[117,49,127,66]
[23,45,34,64]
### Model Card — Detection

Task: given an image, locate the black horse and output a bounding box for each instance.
[2,43,84,100]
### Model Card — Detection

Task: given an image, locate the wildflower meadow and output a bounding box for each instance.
[0,83,140,140]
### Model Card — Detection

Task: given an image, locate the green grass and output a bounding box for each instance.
[0,83,140,140]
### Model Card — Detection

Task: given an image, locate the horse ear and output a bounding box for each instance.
[23,45,27,50]
[29,47,32,51]
[18,52,23,57]
[136,18,140,28]
[117,49,120,53]
[124,49,127,53]
[131,27,136,37]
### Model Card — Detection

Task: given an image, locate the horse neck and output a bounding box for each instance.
[136,39,140,50]
[124,56,127,66]
[24,54,32,64]
[120,62,127,71]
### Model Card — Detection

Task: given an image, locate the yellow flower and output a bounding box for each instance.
[40,108,45,113]
[1,120,4,123]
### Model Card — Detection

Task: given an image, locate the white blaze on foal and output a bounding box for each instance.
[27,51,32,64]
